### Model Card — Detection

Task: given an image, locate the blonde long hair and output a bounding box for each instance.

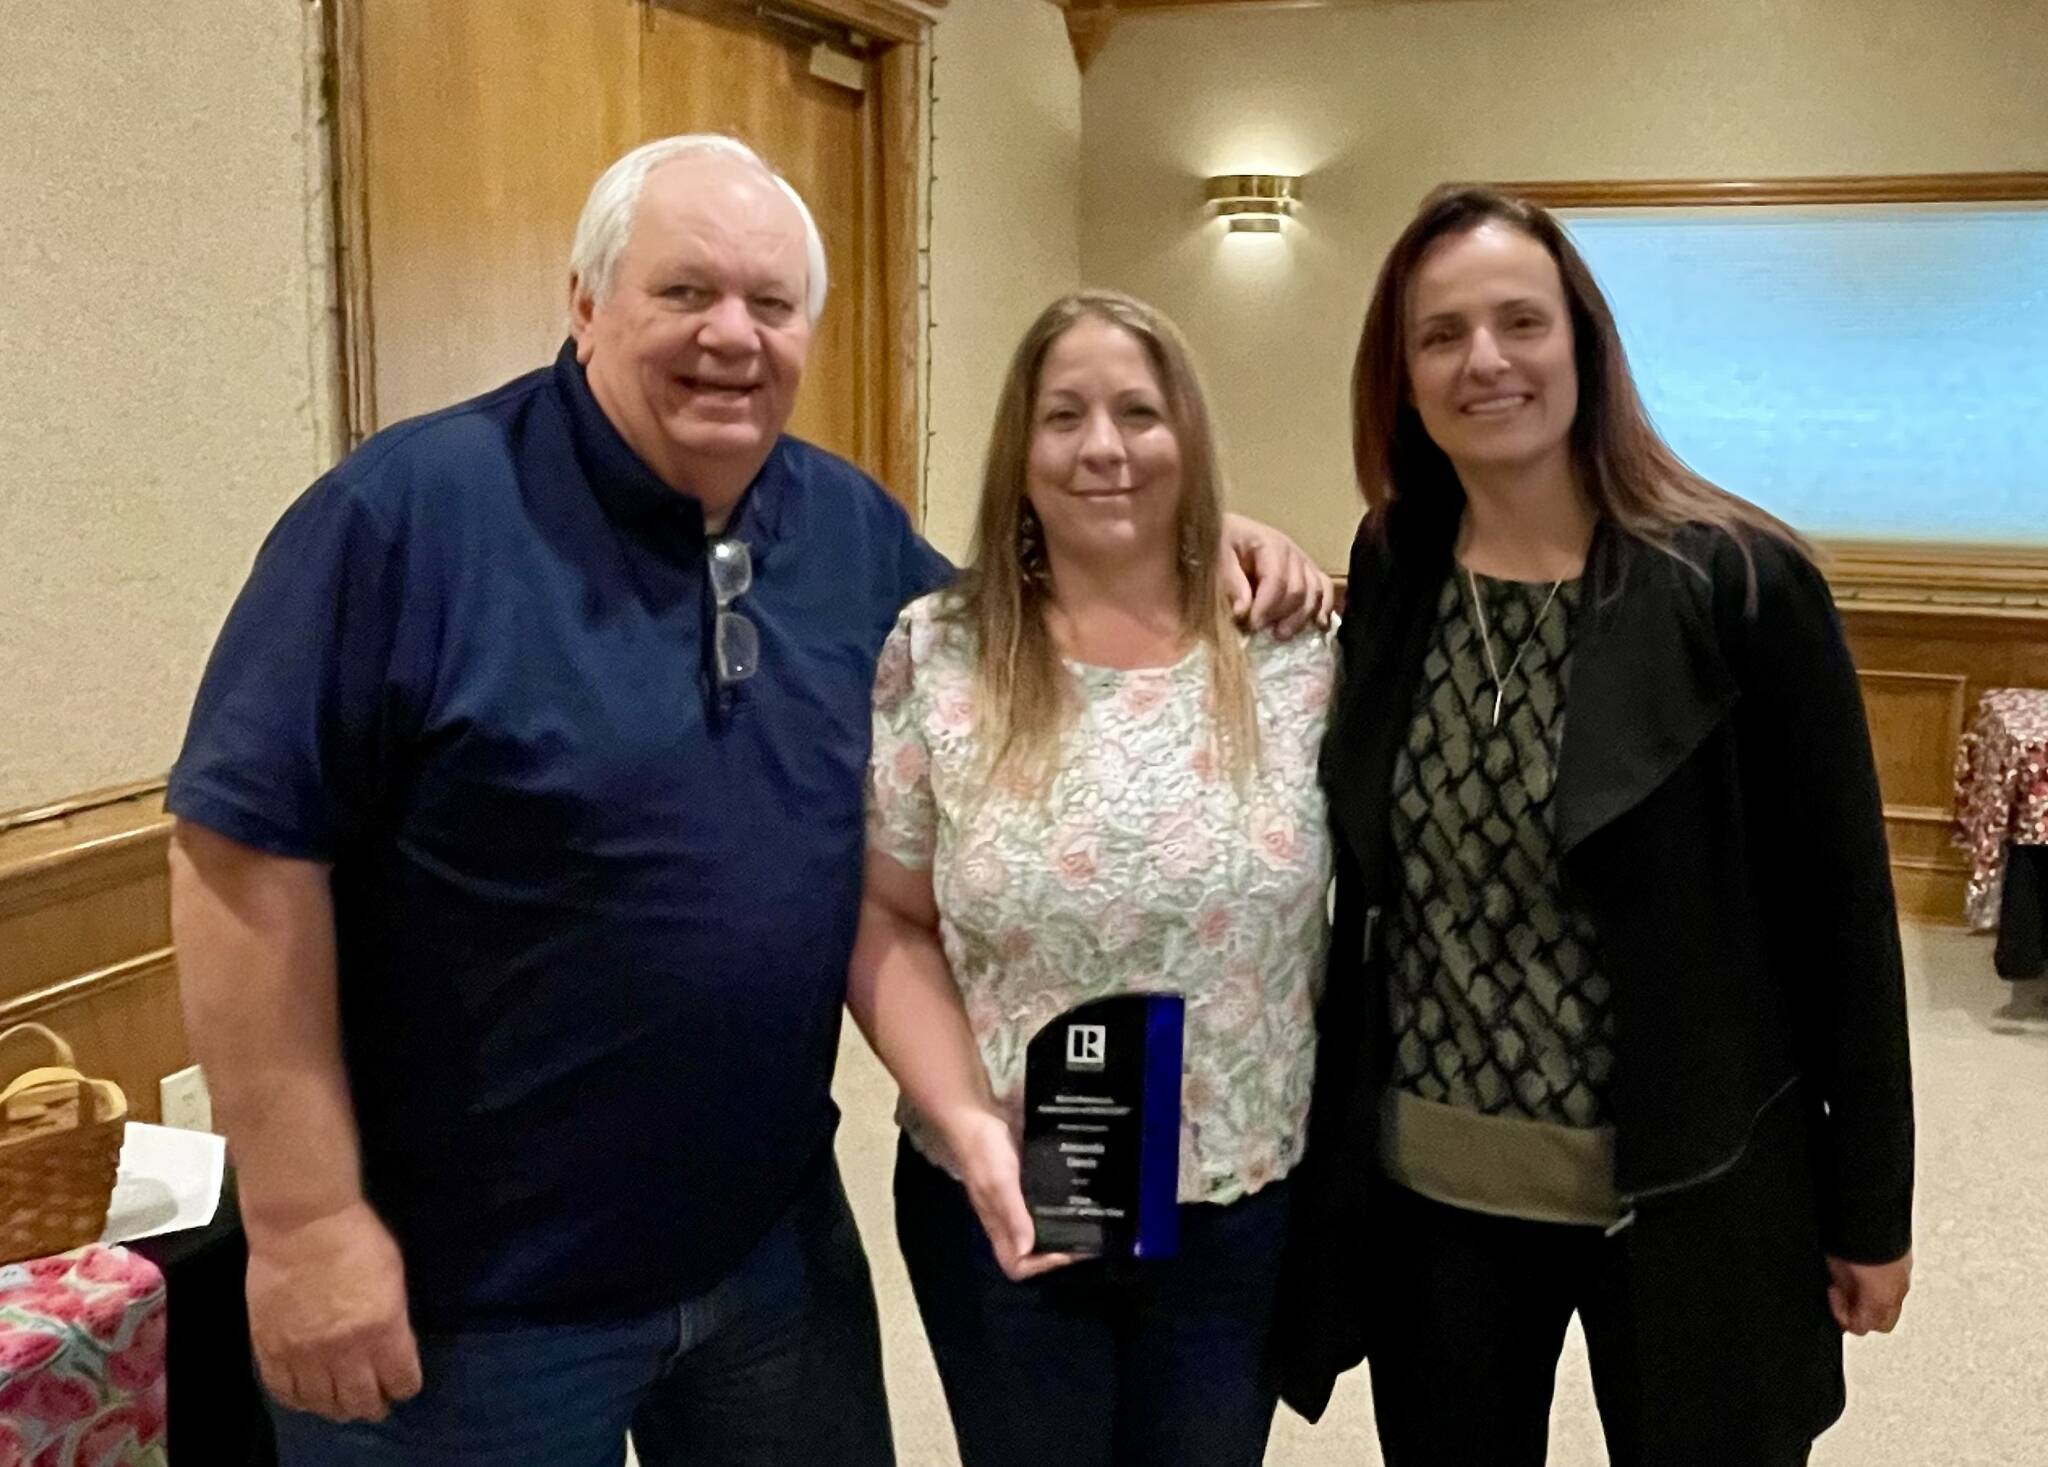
[946,290,1258,793]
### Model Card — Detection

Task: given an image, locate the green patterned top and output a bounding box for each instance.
[1380,569,1620,1223]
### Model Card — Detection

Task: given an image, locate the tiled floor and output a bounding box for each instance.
[821,923,2048,1466]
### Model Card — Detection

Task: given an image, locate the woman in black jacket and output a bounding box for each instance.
[1281,186,1915,1466]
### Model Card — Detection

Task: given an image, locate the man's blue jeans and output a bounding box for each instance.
[271,1160,893,1466]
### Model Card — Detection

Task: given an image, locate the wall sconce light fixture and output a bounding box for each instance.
[1204,174,1300,233]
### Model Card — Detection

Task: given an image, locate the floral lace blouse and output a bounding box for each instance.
[866,593,1335,1204]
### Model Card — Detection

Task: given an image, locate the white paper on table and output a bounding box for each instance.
[99,1121,227,1245]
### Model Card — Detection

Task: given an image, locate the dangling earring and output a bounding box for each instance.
[1019,505,1051,587]
[1179,517,1201,573]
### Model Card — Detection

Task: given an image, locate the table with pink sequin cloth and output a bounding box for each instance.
[1953,687,2048,929]
[0,1245,167,1466]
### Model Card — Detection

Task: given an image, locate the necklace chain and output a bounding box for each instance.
[1465,567,1564,729]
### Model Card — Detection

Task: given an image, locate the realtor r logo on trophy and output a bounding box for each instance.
[1066,1024,1107,1071]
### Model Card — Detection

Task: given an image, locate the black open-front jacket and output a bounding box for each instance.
[1279,493,1915,1439]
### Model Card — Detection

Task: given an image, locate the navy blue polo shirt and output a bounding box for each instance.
[168,342,952,1326]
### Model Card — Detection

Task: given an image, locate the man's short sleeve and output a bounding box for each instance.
[900,530,956,610]
[166,474,416,861]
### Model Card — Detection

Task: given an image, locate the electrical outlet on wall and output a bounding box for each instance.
[159,1064,213,1133]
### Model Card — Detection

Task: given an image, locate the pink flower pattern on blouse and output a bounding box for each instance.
[866,594,1334,1204]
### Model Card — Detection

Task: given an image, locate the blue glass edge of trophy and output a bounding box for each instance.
[1020,992,1187,1261]
[1133,996,1184,1259]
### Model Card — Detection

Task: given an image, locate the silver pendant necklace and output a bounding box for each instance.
[1465,566,1564,729]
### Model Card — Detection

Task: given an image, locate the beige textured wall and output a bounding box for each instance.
[11,0,2036,806]
[0,1,335,812]
[1080,0,2048,570]
[0,0,1075,811]
[923,0,1083,560]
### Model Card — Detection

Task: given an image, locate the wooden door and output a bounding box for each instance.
[638,1,877,468]
[335,0,926,507]
[347,0,638,429]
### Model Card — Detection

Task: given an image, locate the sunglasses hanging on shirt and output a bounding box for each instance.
[708,537,759,686]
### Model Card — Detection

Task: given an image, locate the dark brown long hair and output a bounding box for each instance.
[1353,185,1808,589]
[948,290,1258,793]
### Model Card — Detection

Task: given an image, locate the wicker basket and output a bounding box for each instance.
[0,1022,128,1266]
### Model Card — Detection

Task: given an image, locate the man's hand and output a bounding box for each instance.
[247,1200,423,1423]
[1826,1251,1911,1336]
[944,1108,1081,1283]
[1220,513,1336,638]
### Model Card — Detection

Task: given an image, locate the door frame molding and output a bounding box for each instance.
[323,0,936,517]
[325,0,376,454]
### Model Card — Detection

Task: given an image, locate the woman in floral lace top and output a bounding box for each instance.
[848,290,1334,1467]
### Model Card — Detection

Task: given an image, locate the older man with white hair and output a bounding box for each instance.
[166,135,1330,1464]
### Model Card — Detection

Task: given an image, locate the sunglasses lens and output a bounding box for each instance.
[716,611,760,683]
[709,538,753,603]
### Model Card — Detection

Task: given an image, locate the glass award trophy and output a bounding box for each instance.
[1020,992,1184,1259]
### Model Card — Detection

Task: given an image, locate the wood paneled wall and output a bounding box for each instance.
[0,783,184,1122]
[1841,604,2048,923]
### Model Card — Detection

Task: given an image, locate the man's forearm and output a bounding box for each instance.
[169,821,366,1238]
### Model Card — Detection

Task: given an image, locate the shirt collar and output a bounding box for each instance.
[551,338,792,549]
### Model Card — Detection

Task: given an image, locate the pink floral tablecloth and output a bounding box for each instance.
[0,1245,166,1467]
[1953,687,2048,930]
